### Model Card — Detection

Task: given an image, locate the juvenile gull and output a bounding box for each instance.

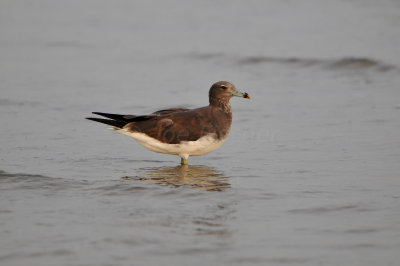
[86,81,250,165]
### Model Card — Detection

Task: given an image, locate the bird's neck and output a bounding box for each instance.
[209,97,231,113]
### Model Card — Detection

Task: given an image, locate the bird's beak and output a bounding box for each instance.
[232,90,250,99]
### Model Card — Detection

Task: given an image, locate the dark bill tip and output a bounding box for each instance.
[243,92,250,99]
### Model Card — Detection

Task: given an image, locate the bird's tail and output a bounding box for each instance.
[86,117,127,129]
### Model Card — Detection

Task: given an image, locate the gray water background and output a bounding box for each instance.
[1,0,400,265]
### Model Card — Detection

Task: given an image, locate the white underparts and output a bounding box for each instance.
[115,128,226,159]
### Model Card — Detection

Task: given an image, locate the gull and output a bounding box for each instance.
[86,81,250,165]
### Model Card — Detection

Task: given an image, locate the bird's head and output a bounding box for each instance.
[209,81,250,105]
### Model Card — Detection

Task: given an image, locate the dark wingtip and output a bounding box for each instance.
[86,117,126,128]
[92,112,108,116]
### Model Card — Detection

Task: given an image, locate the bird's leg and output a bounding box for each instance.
[180,157,188,165]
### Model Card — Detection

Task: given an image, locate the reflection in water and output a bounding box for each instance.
[123,165,234,239]
[123,165,230,192]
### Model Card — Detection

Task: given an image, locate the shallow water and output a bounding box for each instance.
[1,0,400,265]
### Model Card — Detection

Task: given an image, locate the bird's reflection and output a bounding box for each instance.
[123,165,230,192]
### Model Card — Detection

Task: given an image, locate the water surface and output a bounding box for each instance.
[1,1,400,265]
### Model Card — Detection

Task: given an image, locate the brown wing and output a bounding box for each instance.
[124,107,218,144]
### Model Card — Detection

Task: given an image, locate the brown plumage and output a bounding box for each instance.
[87,81,250,164]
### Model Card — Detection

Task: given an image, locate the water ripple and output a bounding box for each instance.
[184,52,397,72]
[0,170,89,191]
[288,204,370,214]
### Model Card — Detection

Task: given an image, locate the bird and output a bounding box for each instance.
[86,81,250,165]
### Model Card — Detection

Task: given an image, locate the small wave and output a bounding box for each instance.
[238,56,396,71]
[344,228,379,234]
[328,57,395,71]
[0,170,52,181]
[184,53,396,72]
[288,204,370,214]
[238,56,319,67]
[0,170,87,191]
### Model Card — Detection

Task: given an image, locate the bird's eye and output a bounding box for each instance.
[220,85,227,90]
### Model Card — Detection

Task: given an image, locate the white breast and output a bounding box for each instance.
[116,129,226,158]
